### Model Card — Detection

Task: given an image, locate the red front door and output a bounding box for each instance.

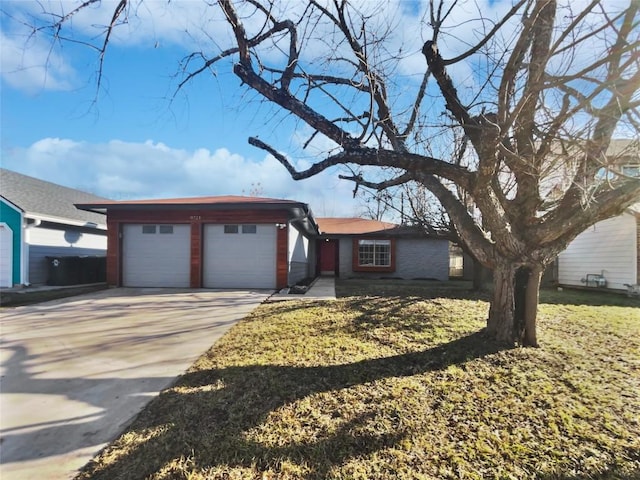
[319,239,338,275]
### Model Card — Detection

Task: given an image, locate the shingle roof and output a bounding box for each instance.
[316,217,398,235]
[316,217,445,238]
[0,169,108,226]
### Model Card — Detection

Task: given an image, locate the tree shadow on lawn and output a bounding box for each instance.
[78,330,504,479]
[331,293,489,343]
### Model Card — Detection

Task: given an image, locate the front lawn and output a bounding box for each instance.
[78,280,639,479]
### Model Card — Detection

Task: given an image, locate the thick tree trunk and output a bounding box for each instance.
[487,261,543,346]
[487,262,518,344]
[523,266,542,347]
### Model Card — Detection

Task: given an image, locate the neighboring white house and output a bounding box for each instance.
[0,169,108,286]
[557,207,639,291]
[0,196,24,287]
[555,139,640,292]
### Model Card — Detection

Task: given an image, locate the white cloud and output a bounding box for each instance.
[0,0,514,95]
[2,137,360,216]
[2,0,621,99]
[0,30,76,92]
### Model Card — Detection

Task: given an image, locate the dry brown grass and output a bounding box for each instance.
[76,280,640,479]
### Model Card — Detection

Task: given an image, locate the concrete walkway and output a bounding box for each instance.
[269,276,336,301]
[0,288,269,480]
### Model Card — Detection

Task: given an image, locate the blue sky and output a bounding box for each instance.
[1,1,377,215]
[0,0,558,216]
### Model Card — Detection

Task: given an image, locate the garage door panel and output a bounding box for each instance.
[0,225,13,288]
[204,224,276,289]
[123,224,190,287]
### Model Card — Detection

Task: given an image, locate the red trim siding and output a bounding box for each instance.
[105,208,291,289]
[108,209,290,224]
[190,223,202,288]
[276,226,288,288]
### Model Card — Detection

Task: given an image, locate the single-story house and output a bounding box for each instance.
[75,196,318,289]
[0,169,108,286]
[315,217,449,281]
[0,196,24,287]
[74,197,451,290]
[557,206,639,292]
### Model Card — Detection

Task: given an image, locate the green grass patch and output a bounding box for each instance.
[77,280,640,479]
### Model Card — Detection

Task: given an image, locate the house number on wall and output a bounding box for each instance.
[189,215,201,220]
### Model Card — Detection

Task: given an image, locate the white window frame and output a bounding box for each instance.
[358,239,391,267]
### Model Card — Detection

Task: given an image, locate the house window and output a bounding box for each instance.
[352,238,395,272]
[622,165,640,178]
[159,225,174,234]
[142,225,156,234]
[224,225,239,234]
[242,224,257,234]
[358,239,391,267]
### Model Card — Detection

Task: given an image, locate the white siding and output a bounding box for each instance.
[28,227,107,249]
[203,224,276,289]
[0,224,13,287]
[27,226,107,285]
[123,224,191,288]
[558,213,637,290]
[288,225,310,285]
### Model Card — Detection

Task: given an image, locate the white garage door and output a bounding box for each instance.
[203,224,277,289]
[0,224,13,288]
[123,224,191,287]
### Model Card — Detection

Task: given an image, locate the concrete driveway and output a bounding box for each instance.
[0,288,270,480]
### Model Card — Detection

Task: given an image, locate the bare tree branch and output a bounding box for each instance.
[248,137,474,187]
[444,0,530,65]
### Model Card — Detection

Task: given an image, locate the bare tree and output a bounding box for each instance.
[213,0,640,347]
[357,189,395,222]
[22,0,640,346]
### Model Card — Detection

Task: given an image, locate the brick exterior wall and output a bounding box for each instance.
[337,236,449,280]
[395,238,449,281]
[105,208,291,289]
[190,223,202,288]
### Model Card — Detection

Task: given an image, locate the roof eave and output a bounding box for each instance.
[26,212,107,230]
[74,201,319,235]
[75,201,308,211]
